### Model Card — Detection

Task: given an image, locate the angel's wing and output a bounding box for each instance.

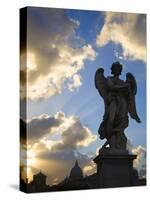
[95,68,108,100]
[126,73,141,123]
[126,73,137,95]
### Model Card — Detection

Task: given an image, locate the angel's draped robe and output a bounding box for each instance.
[99,76,129,145]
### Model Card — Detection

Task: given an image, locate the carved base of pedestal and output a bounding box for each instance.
[93,148,139,188]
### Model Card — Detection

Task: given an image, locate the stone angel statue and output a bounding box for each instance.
[95,62,141,150]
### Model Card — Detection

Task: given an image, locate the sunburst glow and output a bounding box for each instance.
[27,148,36,166]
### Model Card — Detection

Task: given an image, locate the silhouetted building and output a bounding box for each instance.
[69,160,83,180]
[20,161,146,193]
[32,171,46,185]
[27,171,50,193]
[50,161,90,191]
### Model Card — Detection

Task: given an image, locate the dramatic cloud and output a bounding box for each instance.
[20,7,97,100]
[96,12,146,62]
[27,111,96,148]
[127,139,146,178]
[20,111,97,184]
[27,113,63,143]
[83,160,96,176]
[49,116,96,151]
[132,145,146,178]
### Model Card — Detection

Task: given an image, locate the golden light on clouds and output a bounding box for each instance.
[27,52,37,71]
[21,166,33,182]
[20,8,97,100]
[20,111,98,184]
[27,148,36,166]
[19,8,146,188]
[83,162,96,176]
[20,144,38,182]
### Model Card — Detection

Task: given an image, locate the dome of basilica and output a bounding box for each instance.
[69,161,83,179]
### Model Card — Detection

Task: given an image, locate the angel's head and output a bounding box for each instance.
[111,61,123,76]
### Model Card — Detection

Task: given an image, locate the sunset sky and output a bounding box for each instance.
[20,7,146,185]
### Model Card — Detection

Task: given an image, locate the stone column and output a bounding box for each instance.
[93,148,139,188]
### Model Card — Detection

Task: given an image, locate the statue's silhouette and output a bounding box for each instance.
[95,62,141,150]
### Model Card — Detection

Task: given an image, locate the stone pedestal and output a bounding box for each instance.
[93,148,139,188]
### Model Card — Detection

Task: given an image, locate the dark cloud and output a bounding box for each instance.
[27,114,63,143]
[20,70,26,85]
[20,118,26,144]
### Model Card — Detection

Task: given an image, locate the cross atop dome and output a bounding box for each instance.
[75,160,79,166]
